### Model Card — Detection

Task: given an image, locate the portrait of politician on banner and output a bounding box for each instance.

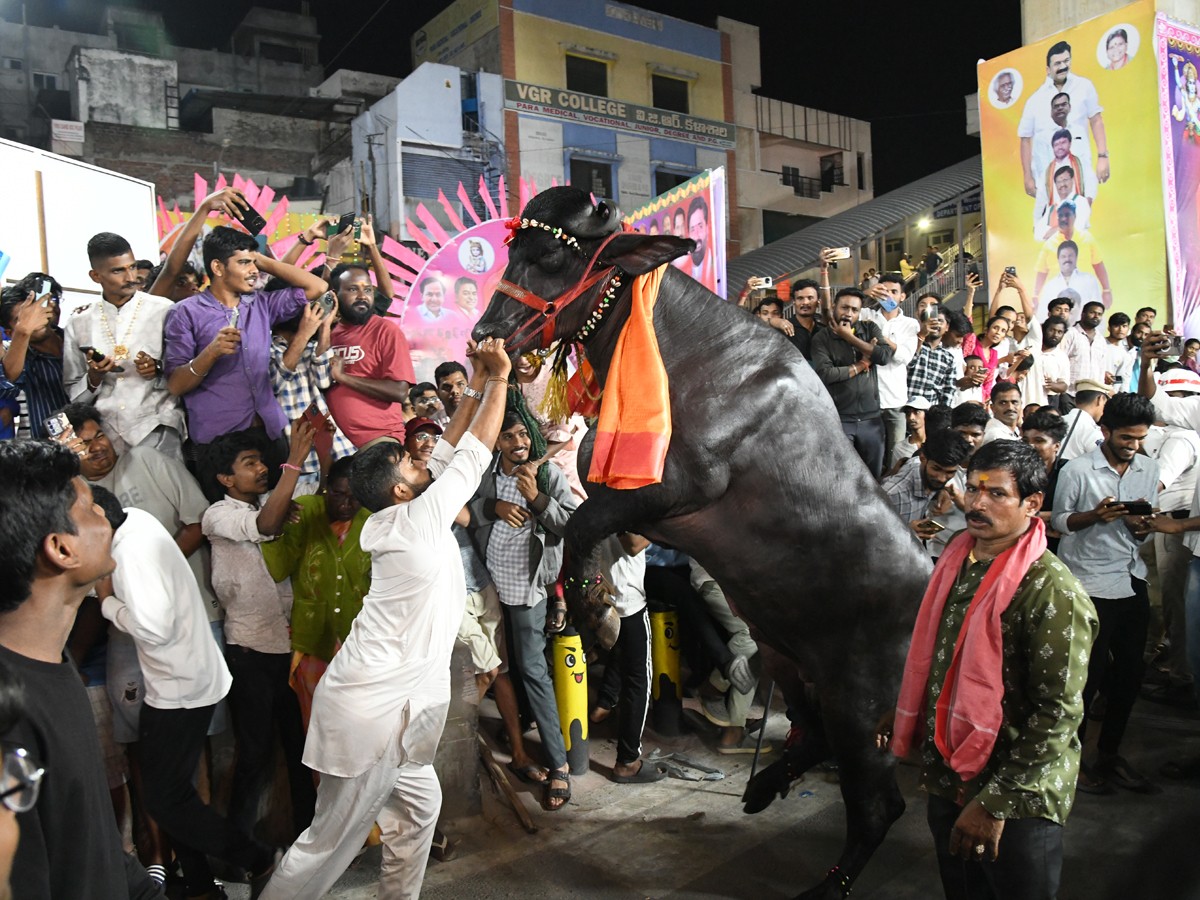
[1157,13,1200,333]
[624,167,728,299]
[977,0,1165,325]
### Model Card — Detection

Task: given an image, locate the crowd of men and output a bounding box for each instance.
[0,188,1197,900]
[751,251,1200,896]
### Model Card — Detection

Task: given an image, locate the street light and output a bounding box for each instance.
[917,217,931,231]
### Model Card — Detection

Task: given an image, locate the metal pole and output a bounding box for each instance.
[748,679,776,784]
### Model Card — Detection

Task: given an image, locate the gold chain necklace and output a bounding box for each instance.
[98,295,143,361]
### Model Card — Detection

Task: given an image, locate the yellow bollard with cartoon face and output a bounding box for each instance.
[553,629,589,775]
[649,604,682,735]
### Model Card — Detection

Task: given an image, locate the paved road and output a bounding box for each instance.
[223,694,1200,899]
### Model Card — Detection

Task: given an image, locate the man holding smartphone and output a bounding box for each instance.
[1052,392,1159,794]
[64,233,186,457]
[164,226,328,493]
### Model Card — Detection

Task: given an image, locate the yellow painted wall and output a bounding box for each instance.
[511,12,724,119]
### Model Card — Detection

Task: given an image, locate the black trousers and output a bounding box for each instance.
[927,795,1063,900]
[841,415,886,480]
[596,608,652,765]
[225,645,316,839]
[1081,581,1150,756]
[643,564,731,678]
[139,703,272,896]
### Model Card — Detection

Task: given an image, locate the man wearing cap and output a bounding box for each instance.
[1141,368,1200,706]
[889,397,932,471]
[404,416,443,468]
[1059,379,1109,461]
[882,428,972,546]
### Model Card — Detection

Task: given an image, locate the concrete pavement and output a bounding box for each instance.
[222,688,1200,899]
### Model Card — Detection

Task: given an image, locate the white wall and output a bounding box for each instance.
[0,138,157,302]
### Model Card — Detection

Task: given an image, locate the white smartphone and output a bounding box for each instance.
[829,247,851,260]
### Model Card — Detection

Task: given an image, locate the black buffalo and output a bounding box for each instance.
[473,187,931,899]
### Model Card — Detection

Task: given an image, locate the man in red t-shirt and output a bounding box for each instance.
[326,263,415,447]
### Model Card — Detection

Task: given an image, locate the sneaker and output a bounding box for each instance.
[700,694,733,728]
[717,732,773,755]
[1097,755,1163,795]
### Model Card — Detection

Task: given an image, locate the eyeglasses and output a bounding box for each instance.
[411,431,439,443]
[0,746,43,813]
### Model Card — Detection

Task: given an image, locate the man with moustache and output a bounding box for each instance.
[879,440,1096,900]
[786,279,824,360]
[992,71,1016,108]
[882,427,973,545]
[453,277,480,321]
[686,196,716,289]
[1033,316,1071,410]
[63,233,185,456]
[811,287,895,477]
[325,263,416,448]
[1019,41,1110,201]
[1034,163,1093,241]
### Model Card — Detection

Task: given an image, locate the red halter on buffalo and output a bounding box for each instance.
[495,218,633,352]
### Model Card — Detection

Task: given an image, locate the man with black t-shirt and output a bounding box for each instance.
[0,440,162,899]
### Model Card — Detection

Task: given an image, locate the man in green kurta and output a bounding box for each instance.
[880,440,1097,900]
[262,455,371,728]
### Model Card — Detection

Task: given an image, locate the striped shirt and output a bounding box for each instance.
[0,330,69,439]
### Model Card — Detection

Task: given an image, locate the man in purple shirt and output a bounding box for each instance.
[164,227,327,496]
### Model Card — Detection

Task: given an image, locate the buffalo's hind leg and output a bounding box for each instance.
[794,695,905,900]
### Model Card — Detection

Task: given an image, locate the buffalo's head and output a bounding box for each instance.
[473,186,693,350]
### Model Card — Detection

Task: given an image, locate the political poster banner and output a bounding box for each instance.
[396,218,509,384]
[624,167,728,299]
[1157,13,1200,332]
[977,0,1163,325]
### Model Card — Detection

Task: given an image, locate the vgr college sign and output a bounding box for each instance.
[504,80,735,150]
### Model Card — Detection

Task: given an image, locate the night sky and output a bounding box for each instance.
[10,0,1024,193]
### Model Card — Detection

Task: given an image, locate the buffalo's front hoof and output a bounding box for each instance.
[742,758,796,814]
[590,605,621,650]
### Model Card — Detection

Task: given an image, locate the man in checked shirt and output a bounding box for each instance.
[882,428,973,548]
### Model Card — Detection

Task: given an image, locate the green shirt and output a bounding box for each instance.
[261,495,371,661]
[919,549,1098,824]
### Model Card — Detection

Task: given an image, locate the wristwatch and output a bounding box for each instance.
[462,386,483,401]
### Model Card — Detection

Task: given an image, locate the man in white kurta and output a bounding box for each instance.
[263,342,509,900]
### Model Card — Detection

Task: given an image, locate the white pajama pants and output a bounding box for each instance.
[260,759,441,900]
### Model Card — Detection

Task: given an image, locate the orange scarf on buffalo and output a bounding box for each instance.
[587,264,671,489]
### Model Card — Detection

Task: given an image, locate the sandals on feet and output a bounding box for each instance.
[546,598,568,634]
[612,760,667,784]
[543,769,571,811]
[506,761,547,784]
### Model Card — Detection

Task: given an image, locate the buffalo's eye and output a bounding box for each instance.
[537,243,569,273]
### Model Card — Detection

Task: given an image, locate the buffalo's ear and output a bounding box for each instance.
[596,234,694,275]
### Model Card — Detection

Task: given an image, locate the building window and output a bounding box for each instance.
[654,170,693,196]
[32,72,57,91]
[820,153,845,192]
[570,158,614,200]
[928,229,954,247]
[566,55,608,97]
[652,74,688,113]
[856,152,866,190]
[260,42,304,64]
[3,58,22,71]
